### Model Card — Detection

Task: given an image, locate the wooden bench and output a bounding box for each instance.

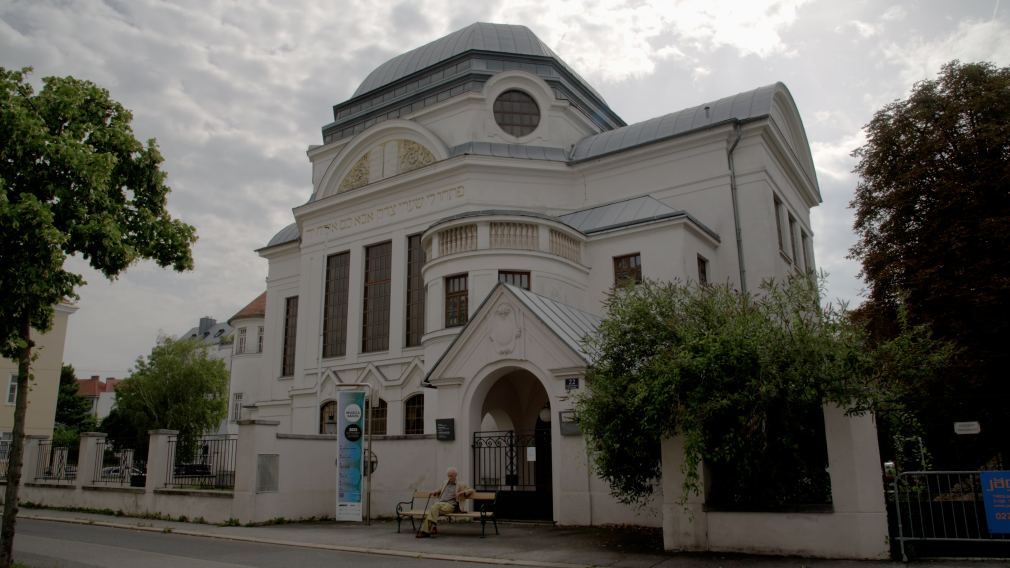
[396,490,498,537]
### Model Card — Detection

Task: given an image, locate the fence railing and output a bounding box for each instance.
[33,441,77,483]
[893,470,1010,561]
[91,440,143,486]
[165,434,237,490]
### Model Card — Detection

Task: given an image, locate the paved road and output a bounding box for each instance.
[13,518,500,567]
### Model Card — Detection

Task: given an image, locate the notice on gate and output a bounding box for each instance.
[336,390,366,522]
[981,471,1010,533]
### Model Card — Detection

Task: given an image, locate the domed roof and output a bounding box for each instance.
[353,22,604,102]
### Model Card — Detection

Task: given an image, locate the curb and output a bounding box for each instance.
[21,513,589,568]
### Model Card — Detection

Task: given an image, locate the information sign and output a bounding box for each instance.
[336,390,365,521]
[981,471,1010,533]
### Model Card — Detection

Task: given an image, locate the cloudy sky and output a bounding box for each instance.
[2,0,1008,379]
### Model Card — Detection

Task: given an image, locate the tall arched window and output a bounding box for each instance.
[404,394,424,435]
[320,401,337,434]
[366,398,387,436]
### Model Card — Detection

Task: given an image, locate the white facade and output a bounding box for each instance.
[229,22,884,558]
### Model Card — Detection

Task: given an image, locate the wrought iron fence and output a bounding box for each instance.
[472,430,539,491]
[165,434,237,489]
[893,470,1010,561]
[34,440,77,483]
[91,440,142,486]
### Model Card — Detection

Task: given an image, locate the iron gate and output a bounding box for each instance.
[472,429,552,520]
[893,470,1009,561]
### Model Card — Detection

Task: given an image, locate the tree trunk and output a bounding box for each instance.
[0,318,32,568]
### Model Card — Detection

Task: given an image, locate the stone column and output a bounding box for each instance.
[77,432,106,486]
[232,419,280,523]
[145,429,178,491]
[20,435,48,483]
[822,404,888,557]
[661,435,709,551]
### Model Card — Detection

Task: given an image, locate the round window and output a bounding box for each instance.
[493,90,540,137]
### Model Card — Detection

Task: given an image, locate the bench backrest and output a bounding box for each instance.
[410,490,496,505]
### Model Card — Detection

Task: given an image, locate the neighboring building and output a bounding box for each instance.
[228,22,884,558]
[76,375,121,422]
[0,303,78,440]
[179,316,233,364]
[224,292,266,434]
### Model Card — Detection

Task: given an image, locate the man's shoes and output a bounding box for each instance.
[416,531,430,538]
[431,525,437,535]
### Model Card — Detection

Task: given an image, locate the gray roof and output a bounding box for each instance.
[450,141,568,162]
[353,22,605,102]
[505,284,601,363]
[558,195,720,240]
[264,223,299,248]
[571,83,781,161]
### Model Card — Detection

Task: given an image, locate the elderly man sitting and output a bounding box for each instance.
[416,467,473,538]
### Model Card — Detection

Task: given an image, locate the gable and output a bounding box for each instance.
[427,284,596,387]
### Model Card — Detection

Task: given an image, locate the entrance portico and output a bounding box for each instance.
[424,283,602,524]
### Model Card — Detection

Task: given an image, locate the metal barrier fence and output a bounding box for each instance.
[165,434,237,489]
[33,441,77,483]
[893,470,1010,561]
[91,440,141,486]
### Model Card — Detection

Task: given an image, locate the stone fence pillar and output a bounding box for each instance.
[145,429,178,491]
[77,432,107,487]
[20,435,48,484]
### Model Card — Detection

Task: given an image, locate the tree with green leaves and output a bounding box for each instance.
[576,277,950,508]
[52,364,97,450]
[0,67,196,567]
[850,60,1010,469]
[104,337,228,463]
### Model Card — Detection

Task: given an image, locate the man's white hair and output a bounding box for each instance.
[446,467,457,475]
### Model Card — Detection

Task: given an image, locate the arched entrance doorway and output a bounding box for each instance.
[471,368,553,520]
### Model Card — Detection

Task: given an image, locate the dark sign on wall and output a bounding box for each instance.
[565,377,580,391]
[436,418,455,441]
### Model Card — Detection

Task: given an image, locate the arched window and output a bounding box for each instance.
[404,394,424,435]
[320,401,337,434]
[366,398,387,436]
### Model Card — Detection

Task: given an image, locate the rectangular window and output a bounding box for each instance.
[231,392,243,422]
[236,328,247,355]
[404,394,424,435]
[788,213,798,262]
[405,234,425,348]
[613,253,642,286]
[697,255,709,286]
[801,231,813,273]
[256,326,264,353]
[444,274,468,327]
[281,296,298,377]
[6,374,16,405]
[498,270,530,290]
[362,241,392,353]
[774,195,785,253]
[367,398,388,436]
[323,252,350,358]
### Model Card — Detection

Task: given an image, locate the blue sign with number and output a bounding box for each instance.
[981,471,1010,533]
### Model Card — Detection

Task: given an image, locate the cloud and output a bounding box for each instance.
[883,19,1010,87]
[482,0,809,82]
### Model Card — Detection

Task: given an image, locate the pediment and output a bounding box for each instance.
[427,284,595,388]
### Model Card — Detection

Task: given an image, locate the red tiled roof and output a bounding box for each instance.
[228,291,267,324]
[77,377,120,395]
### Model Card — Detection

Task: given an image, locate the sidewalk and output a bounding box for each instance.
[16,507,996,567]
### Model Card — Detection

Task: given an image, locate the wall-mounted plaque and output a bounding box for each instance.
[559,410,580,436]
[436,418,455,441]
[564,377,580,391]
